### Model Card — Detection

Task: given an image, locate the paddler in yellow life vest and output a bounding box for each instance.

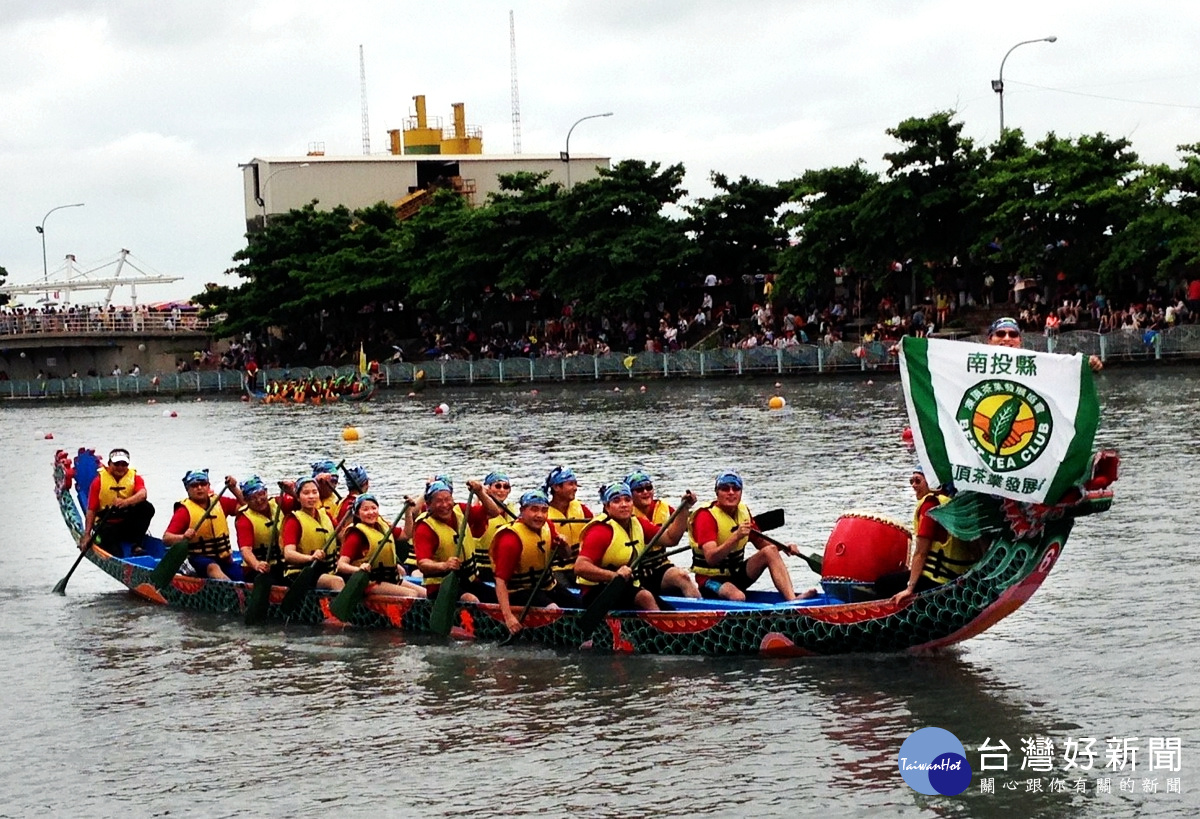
[310,460,342,522]
[281,476,346,591]
[626,470,701,600]
[491,490,580,635]
[472,471,517,582]
[161,470,245,582]
[412,478,500,604]
[688,470,807,602]
[575,482,696,612]
[83,447,156,557]
[335,494,425,598]
[233,475,282,581]
[884,467,982,605]
[544,466,593,588]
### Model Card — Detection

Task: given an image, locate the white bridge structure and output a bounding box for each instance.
[0,249,181,308]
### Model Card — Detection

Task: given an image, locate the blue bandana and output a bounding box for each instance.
[239,475,267,496]
[352,493,378,513]
[345,465,369,491]
[519,489,550,508]
[714,471,743,491]
[294,475,317,493]
[311,460,337,477]
[600,482,633,504]
[544,466,577,492]
[624,470,653,490]
[483,471,509,486]
[182,469,210,487]
[988,317,1021,337]
[424,479,453,501]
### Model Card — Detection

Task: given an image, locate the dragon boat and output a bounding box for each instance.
[51,450,1117,657]
[246,373,378,405]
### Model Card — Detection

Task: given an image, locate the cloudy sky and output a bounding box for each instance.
[2,1,1197,304]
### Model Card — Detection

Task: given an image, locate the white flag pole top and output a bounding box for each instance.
[899,337,1099,505]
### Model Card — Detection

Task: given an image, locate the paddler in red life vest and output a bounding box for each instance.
[575,482,696,612]
[335,493,426,598]
[234,475,282,581]
[310,460,342,521]
[878,466,981,605]
[492,490,579,635]
[688,470,806,602]
[626,470,702,600]
[412,477,501,604]
[162,469,244,581]
[544,466,592,588]
[83,447,156,558]
[473,470,517,582]
[281,475,346,591]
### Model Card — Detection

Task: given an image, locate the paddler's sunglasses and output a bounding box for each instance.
[491,482,511,489]
[633,484,654,492]
[717,483,741,492]
[991,330,1020,339]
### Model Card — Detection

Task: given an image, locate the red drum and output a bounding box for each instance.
[820,513,910,583]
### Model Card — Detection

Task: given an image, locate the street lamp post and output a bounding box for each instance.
[992,36,1057,135]
[256,163,309,225]
[561,112,613,189]
[35,203,85,302]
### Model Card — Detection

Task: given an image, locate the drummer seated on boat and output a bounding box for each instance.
[83,447,156,557]
[412,478,499,604]
[335,494,425,598]
[492,490,579,635]
[280,476,346,591]
[876,467,982,605]
[162,470,244,582]
[234,475,282,580]
[689,471,807,602]
[575,483,696,612]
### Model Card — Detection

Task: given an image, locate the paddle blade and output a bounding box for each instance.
[243,571,274,625]
[578,576,629,635]
[328,571,370,623]
[278,565,320,616]
[148,541,190,591]
[799,550,823,574]
[754,508,785,532]
[429,573,460,636]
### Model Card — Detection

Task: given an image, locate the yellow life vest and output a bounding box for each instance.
[351,522,400,583]
[175,496,232,559]
[634,500,672,573]
[285,507,336,577]
[576,515,645,587]
[548,499,588,570]
[913,492,980,585]
[495,520,554,594]
[238,500,280,562]
[414,506,476,588]
[472,503,516,580]
[96,467,138,510]
[688,501,751,579]
[319,493,340,522]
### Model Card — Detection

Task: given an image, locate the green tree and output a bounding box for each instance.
[685,172,789,283]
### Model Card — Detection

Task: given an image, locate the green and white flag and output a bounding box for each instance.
[899,337,1099,504]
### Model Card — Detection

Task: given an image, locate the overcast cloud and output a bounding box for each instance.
[2,0,1197,303]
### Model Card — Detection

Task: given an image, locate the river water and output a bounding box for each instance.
[1,368,1197,817]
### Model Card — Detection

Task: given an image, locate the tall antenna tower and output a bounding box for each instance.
[509,10,522,154]
[359,44,371,155]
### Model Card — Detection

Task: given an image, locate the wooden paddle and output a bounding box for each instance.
[553,507,784,529]
[755,530,824,574]
[53,506,116,594]
[429,490,474,636]
[328,502,411,623]
[577,500,693,635]
[149,486,231,591]
[243,502,283,626]
[278,511,350,617]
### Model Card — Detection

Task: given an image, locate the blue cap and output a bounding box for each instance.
[545,466,577,491]
[239,475,267,496]
[483,471,509,486]
[430,474,453,494]
[624,470,653,490]
[182,469,210,487]
[345,465,369,491]
[988,317,1021,337]
[352,493,379,513]
[311,460,337,477]
[600,482,633,504]
[424,479,453,501]
[519,489,550,508]
[294,475,317,493]
[714,471,743,491]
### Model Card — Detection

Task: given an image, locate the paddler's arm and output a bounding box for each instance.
[491,530,522,634]
[574,527,629,584]
[161,506,196,547]
[467,480,501,519]
[654,491,697,547]
[695,509,752,565]
[891,536,931,606]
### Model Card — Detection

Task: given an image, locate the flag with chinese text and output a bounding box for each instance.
[899,337,1099,504]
